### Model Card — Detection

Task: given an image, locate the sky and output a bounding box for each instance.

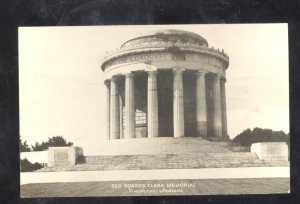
[19,24,289,155]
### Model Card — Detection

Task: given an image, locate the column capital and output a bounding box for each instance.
[124,72,134,78]
[145,67,158,72]
[212,74,221,80]
[110,76,117,82]
[110,75,120,82]
[145,70,157,76]
[220,77,227,83]
[196,70,208,76]
[147,71,157,78]
[172,68,185,73]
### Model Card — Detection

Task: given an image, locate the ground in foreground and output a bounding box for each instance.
[21,178,289,197]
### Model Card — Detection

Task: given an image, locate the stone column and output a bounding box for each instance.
[212,74,223,137]
[196,71,207,137]
[173,68,185,137]
[147,70,159,138]
[221,78,228,137]
[125,73,135,139]
[119,95,123,139]
[110,76,120,139]
[105,81,110,140]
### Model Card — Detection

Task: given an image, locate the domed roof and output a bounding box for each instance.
[121,29,209,48]
[135,29,208,41]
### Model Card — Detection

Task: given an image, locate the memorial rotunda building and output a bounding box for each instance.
[101,29,229,140]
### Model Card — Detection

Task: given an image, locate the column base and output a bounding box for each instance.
[196,121,207,137]
[174,134,185,138]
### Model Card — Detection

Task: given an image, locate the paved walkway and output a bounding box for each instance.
[21,178,290,197]
[21,167,289,185]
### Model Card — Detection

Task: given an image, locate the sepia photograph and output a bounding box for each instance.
[19,24,289,197]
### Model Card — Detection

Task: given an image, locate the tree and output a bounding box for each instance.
[31,141,48,151]
[233,127,289,146]
[19,138,31,152]
[47,136,73,147]
[31,136,73,151]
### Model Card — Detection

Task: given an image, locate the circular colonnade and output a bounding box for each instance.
[101,29,229,140]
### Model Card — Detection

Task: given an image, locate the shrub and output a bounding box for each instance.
[233,127,289,147]
[20,158,43,172]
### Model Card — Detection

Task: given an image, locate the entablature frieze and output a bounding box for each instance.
[102,47,229,71]
[102,51,228,73]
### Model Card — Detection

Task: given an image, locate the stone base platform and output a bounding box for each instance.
[37,137,289,172]
[85,137,241,156]
[38,152,289,172]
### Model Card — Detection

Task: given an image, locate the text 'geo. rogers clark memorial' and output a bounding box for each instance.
[101,29,229,141]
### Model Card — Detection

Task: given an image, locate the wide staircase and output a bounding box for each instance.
[38,137,289,172]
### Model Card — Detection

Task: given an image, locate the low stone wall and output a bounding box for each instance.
[251,142,288,161]
[48,147,83,167]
